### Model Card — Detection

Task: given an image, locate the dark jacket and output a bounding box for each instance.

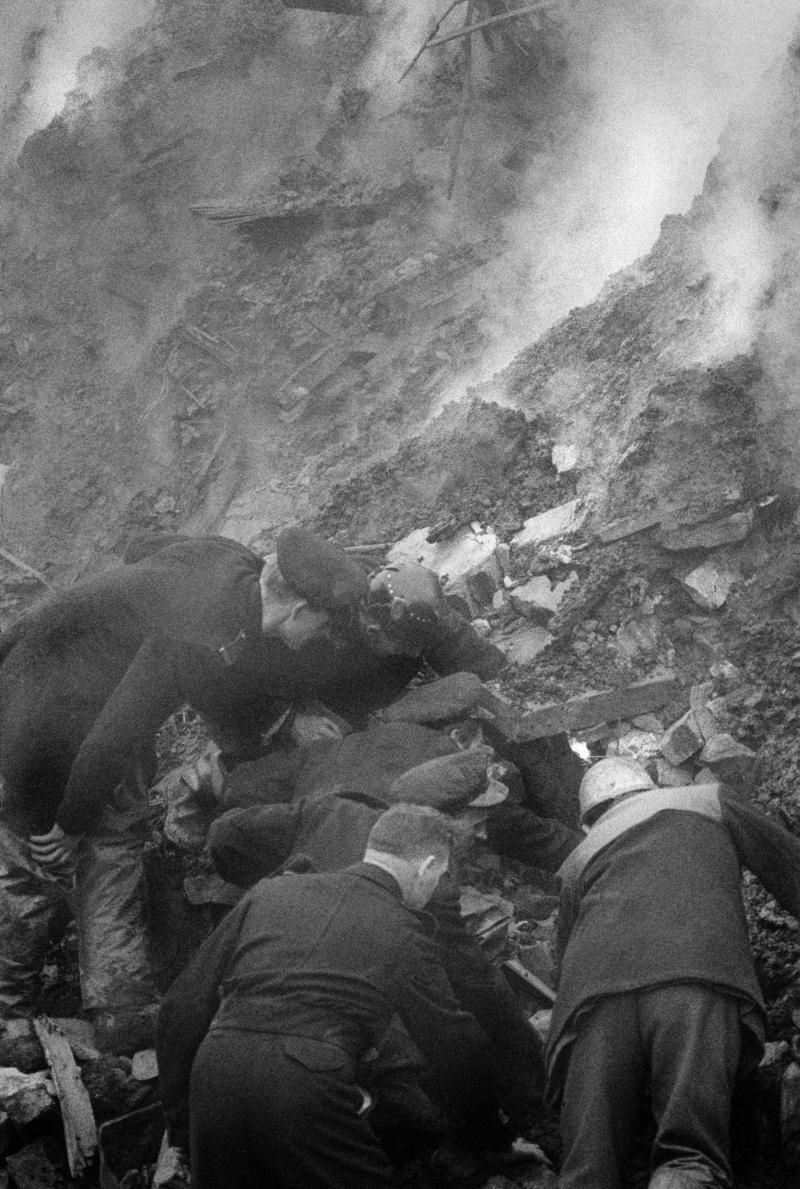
[157,864,506,1147]
[208,791,547,1124]
[0,537,503,835]
[546,783,800,1096]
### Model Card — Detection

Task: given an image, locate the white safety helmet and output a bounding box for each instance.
[578,757,655,826]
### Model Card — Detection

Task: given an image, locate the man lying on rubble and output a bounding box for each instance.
[547,756,800,1189]
[157,804,541,1189]
[0,525,503,1050]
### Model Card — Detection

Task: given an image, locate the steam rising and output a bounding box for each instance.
[3,0,153,142]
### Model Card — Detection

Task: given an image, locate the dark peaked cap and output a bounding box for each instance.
[276,527,369,610]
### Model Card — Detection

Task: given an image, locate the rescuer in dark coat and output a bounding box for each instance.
[547,756,800,1189]
[0,527,504,1042]
[156,804,522,1189]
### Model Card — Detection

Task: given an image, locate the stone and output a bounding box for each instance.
[551,443,579,473]
[50,1018,100,1062]
[658,509,754,551]
[499,625,554,665]
[659,711,705,766]
[0,1018,45,1073]
[131,1049,159,1081]
[606,729,661,765]
[631,713,665,732]
[511,500,586,549]
[509,572,578,622]
[679,563,737,609]
[709,659,744,687]
[688,683,720,741]
[0,1068,55,1126]
[693,767,718,784]
[656,758,695,787]
[614,616,662,662]
[698,733,757,787]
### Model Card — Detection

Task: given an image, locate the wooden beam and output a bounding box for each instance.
[33,1016,97,1178]
[480,674,683,742]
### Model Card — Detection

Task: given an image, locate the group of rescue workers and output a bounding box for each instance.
[0,525,798,1189]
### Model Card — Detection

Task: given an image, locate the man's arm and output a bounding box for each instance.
[722,787,800,918]
[56,636,185,835]
[423,607,507,680]
[427,879,546,1128]
[487,805,583,872]
[390,919,510,1147]
[156,897,251,1148]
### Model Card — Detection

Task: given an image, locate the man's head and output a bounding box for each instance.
[359,564,445,656]
[364,803,453,909]
[578,756,655,828]
[259,557,332,650]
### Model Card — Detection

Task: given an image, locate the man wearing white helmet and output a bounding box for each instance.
[546,756,800,1189]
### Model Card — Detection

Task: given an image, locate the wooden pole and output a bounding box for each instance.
[446,1,474,200]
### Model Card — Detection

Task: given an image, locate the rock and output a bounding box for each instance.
[698,734,757,788]
[499,625,554,664]
[709,659,744,687]
[511,500,586,549]
[693,767,718,784]
[382,672,484,724]
[659,711,705,766]
[131,1050,159,1081]
[0,1068,55,1125]
[614,616,662,662]
[606,729,661,765]
[0,1018,45,1073]
[705,697,737,732]
[551,443,579,473]
[688,683,720,740]
[510,572,578,622]
[656,758,695,787]
[472,617,492,637]
[153,1132,191,1187]
[387,525,502,613]
[679,563,738,609]
[658,509,754,551]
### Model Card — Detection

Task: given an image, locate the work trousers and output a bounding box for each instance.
[558,985,744,1189]
[190,1029,398,1189]
[0,779,156,1014]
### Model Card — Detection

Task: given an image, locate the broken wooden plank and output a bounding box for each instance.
[33,1016,97,1178]
[480,675,683,742]
[504,957,556,1005]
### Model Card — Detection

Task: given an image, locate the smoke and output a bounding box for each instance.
[2,0,154,144]
[486,0,800,350]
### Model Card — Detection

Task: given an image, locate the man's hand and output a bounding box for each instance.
[29,824,80,871]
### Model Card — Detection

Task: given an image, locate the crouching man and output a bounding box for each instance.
[157,804,526,1188]
[547,757,800,1189]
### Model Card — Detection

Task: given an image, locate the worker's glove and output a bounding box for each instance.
[29,824,80,872]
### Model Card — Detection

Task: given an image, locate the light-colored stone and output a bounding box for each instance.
[693,766,718,784]
[552,443,579,474]
[0,1069,55,1126]
[631,713,664,733]
[511,500,586,549]
[132,1049,159,1081]
[499,625,554,665]
[699,733,757,787]
[659,509,753,552]
[659,711,704,766]
[680,563,737,610]
[509,572,578,622]
[606,729,661,765]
